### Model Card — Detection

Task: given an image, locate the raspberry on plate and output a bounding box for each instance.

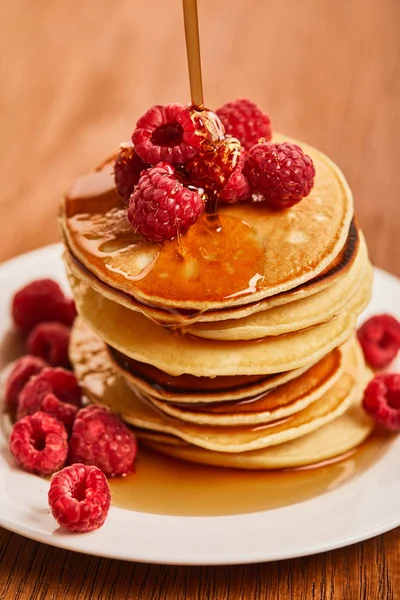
[114,144,149,201]
[186,137,250,203]
[132,103,202,165]
[127,162,204,242]
[4,355,48,413]
[18,367,82,424]
[48,463,111,532]
[363,373,400,431]
[27,321,71,368]
[245,141,315,209]
[357,314,400,369]
[11,279,76,335]
[68,405,137,477]
[9,412,68,475]
[216,98,272,150]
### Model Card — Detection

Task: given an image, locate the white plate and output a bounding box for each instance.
[0,243,400,565]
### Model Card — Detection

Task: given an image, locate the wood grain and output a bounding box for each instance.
[1,526,400,600]
[0,0,399,598]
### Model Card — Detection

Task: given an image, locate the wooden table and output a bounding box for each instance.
[0,1,399,598]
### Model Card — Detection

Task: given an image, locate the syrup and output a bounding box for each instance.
[65,172,266,304]
[182,0,204,110]
[110,432,390,517]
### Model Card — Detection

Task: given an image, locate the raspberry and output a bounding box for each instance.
[18,368,82,425]
[64,298,77,324]
[363,373,400,431]
[127,163,204,242]
[4,355,48,413]
[48,464,111,532]
[27,322,71,368]
[9,412,68,475]
[68,405,137,477]
[114,144,149,201]
[245,141,315,209]
[187,137,250,204]
[358,315,400,369]
[132,103,202,165]
[216,99,272,150]
[40,393,79,431]
[12,279,76,335]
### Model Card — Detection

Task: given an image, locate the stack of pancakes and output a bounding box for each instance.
[61,134,374,470]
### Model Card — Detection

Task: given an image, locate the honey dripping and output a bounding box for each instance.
[182,0,223,227]
[110,431,392,517]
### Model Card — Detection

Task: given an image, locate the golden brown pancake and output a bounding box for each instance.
[68,275,370,376]
[187,246,370,340]
[138,348,343,425]
[63,219,361,328]
[69,320,368,454]
[61,134,354,312]
[108,344,315,403]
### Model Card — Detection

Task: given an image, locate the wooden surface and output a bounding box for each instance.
[0,0,399,598]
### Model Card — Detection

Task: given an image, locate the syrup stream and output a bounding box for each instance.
[182,0,204,110]
[182,0,220,224]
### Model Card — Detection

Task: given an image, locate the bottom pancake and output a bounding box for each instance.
[139,395,374,469]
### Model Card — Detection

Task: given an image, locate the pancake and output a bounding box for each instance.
[98,358,362,453]
[68,274,371,376]
[63,219,360,326]
[188,245,371,340]
[141,395,374,469]
[69,321,366,453]
[141,347,343,424]
[142,346,343,425]
[61,133,354,311]
[108,344,315,404]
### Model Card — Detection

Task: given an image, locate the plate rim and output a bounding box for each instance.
[0,243,399,566]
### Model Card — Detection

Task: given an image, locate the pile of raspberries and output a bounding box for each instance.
[358,315,400,431]
[114,99,316,242]
[5,279,137,532]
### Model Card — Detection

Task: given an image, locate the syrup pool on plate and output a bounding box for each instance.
[110,432,390,517]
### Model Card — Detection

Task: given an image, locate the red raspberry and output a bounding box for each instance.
[187,137,250,203]
[358,315,400,369]
[64,298,77,324]
[68,405,137,477]
[12,279,76,335]
[9,412,68,475]
[27,322,71,368]
[216,98,272,150]
[132,103,202,165]
[245,142,315,209]
[127,163,204,242]
[40,393,79,431]
[114,144,149,201]
[4,355,48,413]
[48,464,111,532]
[18,368,82,425]
[363,373,400,431]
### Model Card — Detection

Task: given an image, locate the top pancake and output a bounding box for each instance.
[61,134,354,312]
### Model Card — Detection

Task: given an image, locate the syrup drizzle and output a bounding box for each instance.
[182,0,204,109]
[65,169,266,306]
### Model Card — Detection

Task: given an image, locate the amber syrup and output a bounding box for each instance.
[182,0,222,227]
[110,432,392,517]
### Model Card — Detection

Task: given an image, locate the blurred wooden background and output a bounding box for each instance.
[0,0,399,269]
[0,1,399,599]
